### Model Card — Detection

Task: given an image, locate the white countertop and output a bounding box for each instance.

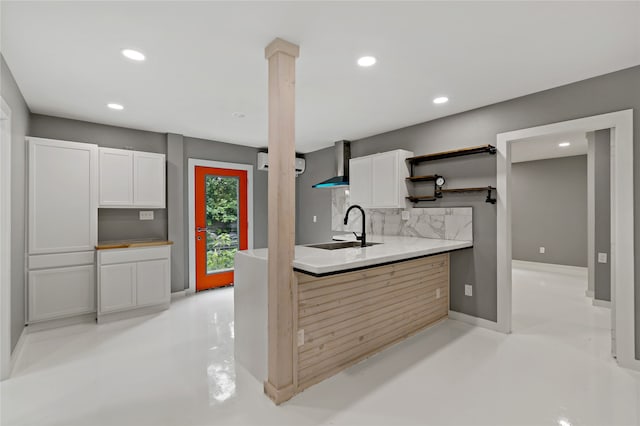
[237,234,472,276]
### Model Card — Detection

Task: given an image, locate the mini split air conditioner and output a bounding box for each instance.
[257,152,306,176]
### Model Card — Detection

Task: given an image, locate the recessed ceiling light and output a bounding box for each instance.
[433,96,449,104]
[558,142,571,147]
[121,49,145,61]
[232,112,246,118]
[107,103,124,110]
[357,56,377,67]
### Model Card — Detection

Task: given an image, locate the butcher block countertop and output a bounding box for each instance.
[95,240,174,250]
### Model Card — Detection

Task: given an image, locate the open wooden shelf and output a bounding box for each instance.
[437,186,496,204]
[438,186,495,194]
[407,144,496,165]
[406,174,439,182]
[406,195,437,203]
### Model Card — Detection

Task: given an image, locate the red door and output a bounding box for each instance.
[195,166,248,291]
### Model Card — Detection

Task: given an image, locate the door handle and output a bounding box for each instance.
[196,227,207,233]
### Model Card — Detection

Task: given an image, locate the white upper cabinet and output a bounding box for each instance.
[99,148,134,206]
[349,149,413,209]
[133,151,166,208]
[348,156,373,207]
[98,148,166,208]
[28,137,98,254]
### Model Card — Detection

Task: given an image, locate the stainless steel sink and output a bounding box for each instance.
[306,241,381,250]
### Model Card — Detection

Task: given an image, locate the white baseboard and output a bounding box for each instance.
[593,299,612,308]
[9,328,28,376]
[97,303,169,324]
[448,310,502,332]
[585,290,594,298]
[512,260,588,277]
[26,313,96,333]
[171,290,187,301]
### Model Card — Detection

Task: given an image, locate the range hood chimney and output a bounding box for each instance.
[312,140,351,188]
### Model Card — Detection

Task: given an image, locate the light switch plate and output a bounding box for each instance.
[465,284,473,297]
[139,211,154,221]
[313,215,317,223]
[436,288,441,299]
[539,247,545,254]
[297,329,305,346]
[401,210,410,221]
[598,252,608,263]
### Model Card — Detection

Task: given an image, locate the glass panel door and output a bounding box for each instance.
[205,175,239,274]
[195,166,248,291]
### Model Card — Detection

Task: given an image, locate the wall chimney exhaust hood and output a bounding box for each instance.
[312,140,351,188]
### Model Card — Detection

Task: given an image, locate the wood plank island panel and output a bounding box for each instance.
[294,253,449,392]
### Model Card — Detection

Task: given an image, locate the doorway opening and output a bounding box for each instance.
[496,110,637,371]
[509,130,613,359]
[188,159,253,293]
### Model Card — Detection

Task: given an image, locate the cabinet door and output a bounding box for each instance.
[28,265,96,322]
[136,259,170,307]
[349,157,372,207]
[99,148,133,207]
[99,263,136,314]
[371,152,398,207]
[28,138,98,254]
[133,152,165,208]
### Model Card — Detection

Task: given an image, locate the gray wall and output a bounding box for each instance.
[167,134,185,292]
[512,156,587,267]
[182,136,268,290]
[29,114,169,242]
[591,130,611,302]
[296,65,640,358]
[295,146,334,245]
[1,55,29,352]
[29,115,269,293]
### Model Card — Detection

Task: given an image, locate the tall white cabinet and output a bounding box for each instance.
[349,149,414,208]
[27,137,98,323]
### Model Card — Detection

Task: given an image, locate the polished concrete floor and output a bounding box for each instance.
[2,264,639,425]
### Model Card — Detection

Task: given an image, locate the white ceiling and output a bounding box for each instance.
[2,2,639,153]
[511,131,588,163]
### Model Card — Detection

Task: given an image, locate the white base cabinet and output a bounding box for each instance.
[27,251,97,323]
[97,246,171,321]
[28,264,96,323]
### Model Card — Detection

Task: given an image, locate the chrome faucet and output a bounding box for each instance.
[343,205,366,248]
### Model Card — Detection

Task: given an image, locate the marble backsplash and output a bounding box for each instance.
[332,188,473,242]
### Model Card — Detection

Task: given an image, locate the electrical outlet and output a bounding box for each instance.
[539,247,545,254]
[313,215,317,223]
[436,288,441,299]
[465,284,473,296]
[401,210,410,221]
[297,329,305,346]
[598,252,608,263]
[139,211,154,221]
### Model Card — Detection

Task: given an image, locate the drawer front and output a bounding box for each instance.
[28,265,96,322]
[99,246,170,265]
[29,251,95,270]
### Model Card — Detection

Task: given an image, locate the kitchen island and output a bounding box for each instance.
[234,235,472,399]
